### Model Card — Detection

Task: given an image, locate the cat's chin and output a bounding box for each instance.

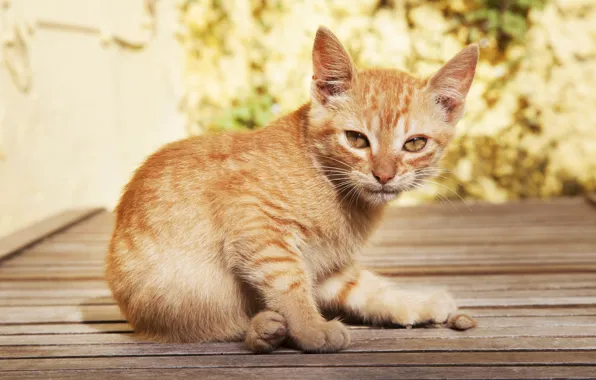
[360,189,401,205]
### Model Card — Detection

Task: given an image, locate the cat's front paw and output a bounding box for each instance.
[290,320,350,353]
[391,289,458,327]
[423,289,458,324]
[245,311,288,353]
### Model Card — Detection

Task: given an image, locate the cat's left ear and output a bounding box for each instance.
[311,26,356,105]
[426,44,479,123]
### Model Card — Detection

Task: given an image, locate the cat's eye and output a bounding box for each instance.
[346,131,370,149]
[403,137,427,152]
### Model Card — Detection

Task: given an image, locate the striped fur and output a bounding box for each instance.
[106,27,478,353]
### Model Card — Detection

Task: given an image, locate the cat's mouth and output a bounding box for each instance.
[367,185,402,196]
[369,189,400,194]
[363,188,402,204]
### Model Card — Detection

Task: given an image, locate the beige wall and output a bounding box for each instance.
[0,0,186,237]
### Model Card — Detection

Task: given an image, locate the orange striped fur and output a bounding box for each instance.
[106,27,478,353]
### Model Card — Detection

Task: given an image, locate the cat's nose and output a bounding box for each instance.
[373,171,395,185]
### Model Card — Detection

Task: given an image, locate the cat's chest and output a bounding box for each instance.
[300,218,367,277]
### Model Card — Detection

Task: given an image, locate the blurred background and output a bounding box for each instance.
[1,0,595,238]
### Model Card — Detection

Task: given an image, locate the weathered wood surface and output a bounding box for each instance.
[0,209,104,261]
[1,197,596,379]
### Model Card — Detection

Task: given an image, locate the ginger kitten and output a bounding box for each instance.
[106,26,478,353]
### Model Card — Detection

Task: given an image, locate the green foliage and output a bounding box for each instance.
[462,0,548,48]
[214,92,275,131]
[190,0,551,133]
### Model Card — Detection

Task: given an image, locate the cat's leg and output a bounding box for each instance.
[316,264,476,330]
[231,241,350,353]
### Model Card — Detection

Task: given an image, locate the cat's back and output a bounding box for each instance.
[114,107,314,230]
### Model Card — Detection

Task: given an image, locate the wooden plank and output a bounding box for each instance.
[380,208,596,221]
[0,305,124,324]
[0,323,132,335]
[2,325,596,346]
[0,332,140,345]
[0,209,105,261]
[2,259,107,266]
[466,315,596,327]
[384,196,593,217]
[0,297,115,306]
[388,273,596,285]
[363,251,596,262]
[0,288,111,298]
[467,307,596,317]
[0,280,109,290]
[376,218,596,229]
[2,351,596,371]
[4,336,596,359]
[456,288,596,298]
[362,244,596,257]
[458,296,596,308]
[372,226,596,243]
[0,269,105,281]
[21,243,107,255]
[372,263,596,276]
[3,366,596,380]
[0,266,106,274]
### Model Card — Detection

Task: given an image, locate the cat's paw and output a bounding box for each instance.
[291,320,351,353]
[391,289,458,327]
[245,311,288,353]
[422,289,458,325]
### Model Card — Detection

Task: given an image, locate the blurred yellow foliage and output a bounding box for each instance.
[181,0,596,203]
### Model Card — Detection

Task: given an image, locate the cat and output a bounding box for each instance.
[106,26,478,353]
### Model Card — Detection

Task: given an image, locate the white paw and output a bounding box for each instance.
[390,289,457,327]
[422,289,458,324]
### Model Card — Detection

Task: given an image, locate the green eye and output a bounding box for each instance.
[403,137,427,152]
[346,131,370,149]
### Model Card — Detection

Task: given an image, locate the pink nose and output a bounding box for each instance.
[373,171,395,185]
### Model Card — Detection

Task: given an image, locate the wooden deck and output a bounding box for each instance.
[1,197,596,379]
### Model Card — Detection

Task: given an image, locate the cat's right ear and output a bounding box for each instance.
[311,26,355,105]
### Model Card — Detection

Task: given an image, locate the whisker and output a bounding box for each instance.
[419,179,470,212]
[431,175,467,189]
[317,165,351,171]
[348,185,361,210]
[410,182,453,210]
[416,168,467,188]
[325,174,351,179]
[321,170,352,176]
[314,154,354,169]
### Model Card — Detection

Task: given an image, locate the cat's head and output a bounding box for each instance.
[307,26,478,206]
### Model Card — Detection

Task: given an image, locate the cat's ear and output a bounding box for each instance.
[311,26,355,105]
[426,44,479,123]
